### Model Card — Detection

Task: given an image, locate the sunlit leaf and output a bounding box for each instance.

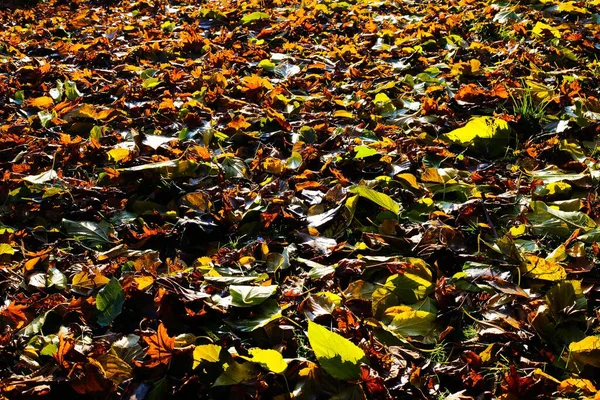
[569,336,600,367]
[63,219,114,247]
[96,278,125,326]
[230,285,278,307]
[306,320,368,380]
[213,362,258,386]
[241,11,270,25]
[242,348,287,374]
[532,21,560,38]
[348,185,401,215]
[193,344,222,368]
[443,116,511,155]
[23,169,58,184]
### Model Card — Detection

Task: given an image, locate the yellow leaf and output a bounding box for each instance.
[532,22,561,38]
[444,117,511,147]
[192,344,222,368]
[0,243,15,255]
[558,378,597,395]
[509,224,527,237]
[333,110,355,119]
[72,271,110,291]
[569,336,600,367]
[107,148,130,162]
[525,80,555,101]
[533,368,560,383]
[228,115,251,130]
[479,343,495,363]
[556,2,589,14]
[522,255,566,281]
[134,276,154,290]
[98,352,133,384]
[181,192,212,211]
[29,96,54,109]
[420,168,445,183]
[262,158,286,174]
[450,59,481,76]
[546,182,571,196]
[396,173,421,190]
[242,348,287,374]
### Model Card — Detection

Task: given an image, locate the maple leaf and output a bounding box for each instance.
[228,115,251,130]
[240,74,273,92]
[138,323,175,368]
[1,302,28,329]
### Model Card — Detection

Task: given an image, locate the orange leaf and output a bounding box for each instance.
[24,256,41,272]
[54,333,75,369]
[29,96,54,109]
[228,115,251,130]
[241,74,273,92]
[194,145,211,161]
[1,302,28,329]
[140,323,175,368]
[491,83,509,99]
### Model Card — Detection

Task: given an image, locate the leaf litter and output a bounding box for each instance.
[1,0,600,398]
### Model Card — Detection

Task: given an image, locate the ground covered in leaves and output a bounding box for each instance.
[2,0,600,398]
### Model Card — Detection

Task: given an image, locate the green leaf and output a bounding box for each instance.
[96,278,125,326]
[306,320,368,381]
[286,151,303,169]
[161,20,176,33]
[38,110,54,128]
[18,310,51,337]
[41,344,58,356]
[242,348,287,374]
[241,11,270,25]
[372,286,399,318]
[117,160,198,177]
[258,59,276,71]
[301,258,336,279]
[348,185,401,215]
[529,167,587,184]
[230,285,278,307]
[233,300,287,332]
[529,201,596,238]
[213,361,258,387]
[386,310,436,339]
[143,77,162,89]
[384,267,433,304]
[64,80,82,101]
[90,125,103,139]
[63,219,114,247]
[204,275,264,285]
[193,344,222,368]
[373,92,392,105]
[546,281,586,318]
[47,267,67,289]
[559,140,586,162]
[221,157,248,179]
[353,146,378,159]
[13,90,25,105]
